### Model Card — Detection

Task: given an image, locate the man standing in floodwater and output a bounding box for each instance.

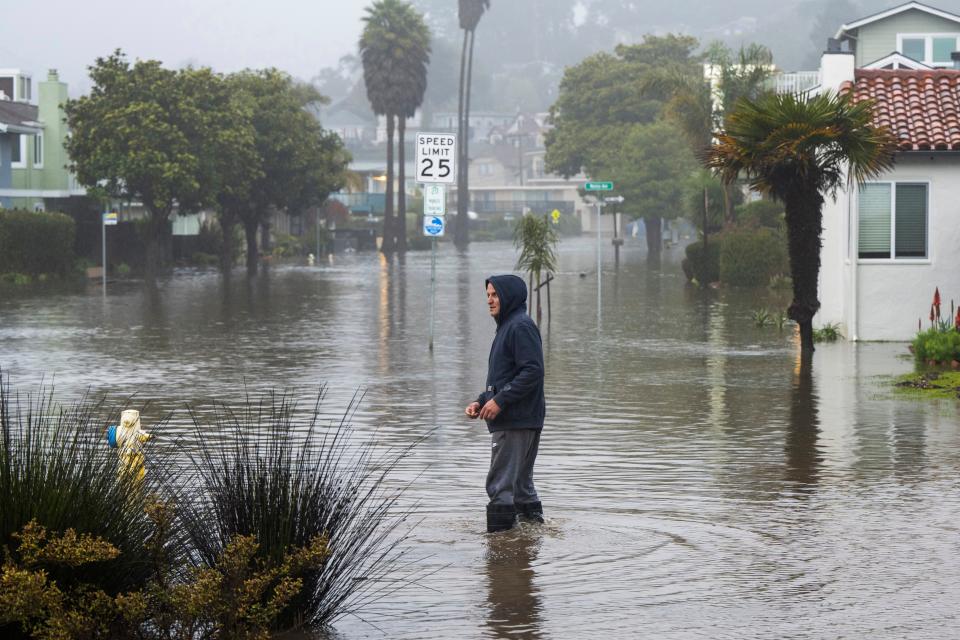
[465,275,546,533]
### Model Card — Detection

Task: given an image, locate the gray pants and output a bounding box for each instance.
[486,429,541,506]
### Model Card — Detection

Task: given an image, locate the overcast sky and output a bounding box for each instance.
[2,0,367,95]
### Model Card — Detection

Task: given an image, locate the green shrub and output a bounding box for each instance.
[683,240,720,285]
[0,272,32,285]
[0,209,76,277]
[0,374,163,600]
[116,262,131,276]
[913,328,960,364]
[719,228,788,287]
[0,511,329,640]
[272,233,304,258]
[813,323,843,343]
[736,199,784,230]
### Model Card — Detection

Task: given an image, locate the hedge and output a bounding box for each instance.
[719,228,788,287]
[683,239,720,285]
[0,209,76,277]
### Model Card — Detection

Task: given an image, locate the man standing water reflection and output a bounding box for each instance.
[465,275,546,533]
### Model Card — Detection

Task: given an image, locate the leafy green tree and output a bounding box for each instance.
[600,121,697,253]
[454,0,491,249]
[546,35,700,177]
[544,35,701,255]
[65,51,250,279]
[706,92,896,353]
[227,70,347,275]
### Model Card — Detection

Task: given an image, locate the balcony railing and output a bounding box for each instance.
[770,71,821,95]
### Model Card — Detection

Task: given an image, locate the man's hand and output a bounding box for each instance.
[464,402,481,419]
[478,399,501,421]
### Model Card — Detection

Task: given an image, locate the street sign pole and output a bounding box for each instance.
[429,236,437,351]
[102,213,106,293]
[596,199,602,327]
[101,211,118,293]
[416,137,455,351]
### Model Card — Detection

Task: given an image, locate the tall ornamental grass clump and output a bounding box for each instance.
[0,372,164,599]
[178,389,419,631]
[0,210,76,277]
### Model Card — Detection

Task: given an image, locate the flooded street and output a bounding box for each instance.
[2,236,960,639]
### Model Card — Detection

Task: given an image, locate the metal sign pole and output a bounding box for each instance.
[101,213,107,293]
[429,236,437,351]
[596,199,602,326]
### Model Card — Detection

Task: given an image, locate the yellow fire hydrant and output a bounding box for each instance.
[115,409,152,482]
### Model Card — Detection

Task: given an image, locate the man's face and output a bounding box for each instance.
[486,283,500,318]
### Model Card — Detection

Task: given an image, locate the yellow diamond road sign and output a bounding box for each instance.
[551,209,561,224]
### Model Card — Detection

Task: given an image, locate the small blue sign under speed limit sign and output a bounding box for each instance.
[416,132,457,184]
[422,216,445,237]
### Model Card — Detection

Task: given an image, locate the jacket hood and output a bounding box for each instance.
[486,275,527,325]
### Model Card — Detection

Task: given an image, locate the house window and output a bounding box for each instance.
[11,135,25,167]
[898,34,960,66]
[33,133,43,168]
[858,182,928,259]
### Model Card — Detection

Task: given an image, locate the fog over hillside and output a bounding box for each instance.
[320,0,960,114]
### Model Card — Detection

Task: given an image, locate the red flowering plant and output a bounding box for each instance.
[912,287,960,366]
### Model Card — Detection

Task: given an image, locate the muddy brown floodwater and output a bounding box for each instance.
[2,237,959,639]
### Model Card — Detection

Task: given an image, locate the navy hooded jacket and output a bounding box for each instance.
[476,275,545,432]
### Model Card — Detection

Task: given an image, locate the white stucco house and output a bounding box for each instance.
[816,2,960,340]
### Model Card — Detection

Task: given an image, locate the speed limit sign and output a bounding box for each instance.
[415,132,457,184]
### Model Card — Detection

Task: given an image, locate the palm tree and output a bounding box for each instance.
[514,213,558,325]
[394,6,431,254]
[360,1,403,254]
[454,0,491,250]
[705,92,895,353]
[360,0,431,255]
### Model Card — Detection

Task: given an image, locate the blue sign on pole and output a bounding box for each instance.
[423,216,445,237]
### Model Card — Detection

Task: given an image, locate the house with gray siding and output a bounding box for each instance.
[835,2,960,68]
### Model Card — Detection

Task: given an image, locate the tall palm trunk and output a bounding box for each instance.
[460,29,476,247]
[455,29,470,249]
[397,116,407,254]
[784,186,824,353]
[382,114,396,254]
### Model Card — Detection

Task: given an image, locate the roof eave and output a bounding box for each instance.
[835,1,960,39]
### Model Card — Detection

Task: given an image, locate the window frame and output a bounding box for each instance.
[857,180,931,263]
[896,33,960,66]
[32,132,43,168]
[10,134,26,168]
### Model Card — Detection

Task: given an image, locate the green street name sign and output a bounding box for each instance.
[584,181,614,191]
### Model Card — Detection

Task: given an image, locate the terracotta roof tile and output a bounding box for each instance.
[841,68,960,151]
